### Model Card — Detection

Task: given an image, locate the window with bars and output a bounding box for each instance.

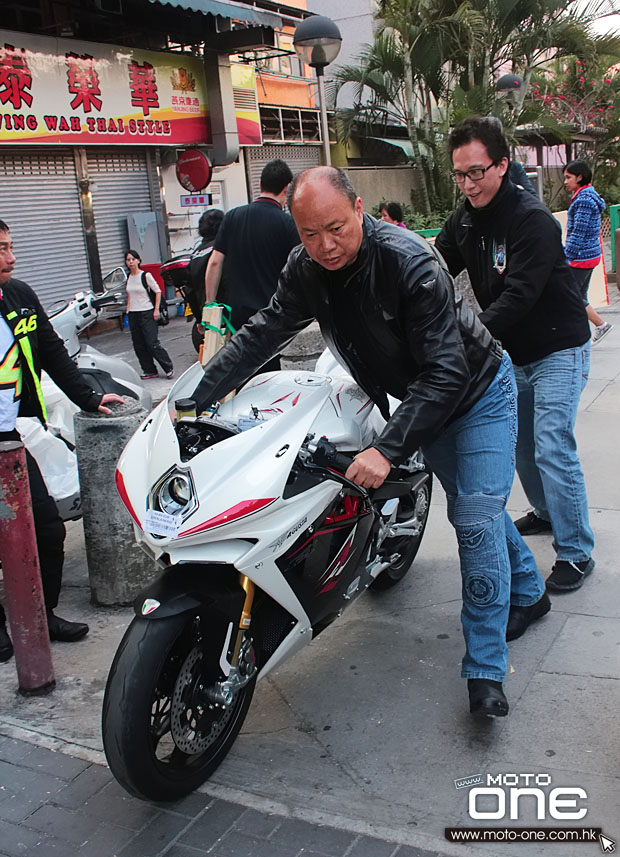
[254,31,305,77]
[261,106,322,143]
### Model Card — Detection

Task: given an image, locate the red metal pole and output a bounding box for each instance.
[0,440,55,695]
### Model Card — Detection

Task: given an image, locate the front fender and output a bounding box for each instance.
[134,563,246,621]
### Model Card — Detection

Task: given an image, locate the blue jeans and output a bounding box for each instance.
[513,344,594,562]
[422,353,545,682]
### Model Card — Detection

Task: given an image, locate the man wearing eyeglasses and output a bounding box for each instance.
[436,116,594,597]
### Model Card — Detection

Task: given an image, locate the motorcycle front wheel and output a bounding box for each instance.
[102,612,256,802]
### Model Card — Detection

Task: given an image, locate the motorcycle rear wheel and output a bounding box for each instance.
[371,471,432,590]
[102,612,256,802]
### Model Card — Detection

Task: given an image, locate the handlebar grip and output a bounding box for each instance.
[329,452,355,474]
[311,438,354,474]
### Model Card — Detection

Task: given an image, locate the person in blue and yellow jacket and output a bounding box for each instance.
[0,218,122,662]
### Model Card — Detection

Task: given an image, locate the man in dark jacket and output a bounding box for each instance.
[192,166,548,717]
[435,116,594,594]
[204,158,299,373]
[0,219,122,662]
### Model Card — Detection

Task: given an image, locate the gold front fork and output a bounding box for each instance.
[230,574,254,666]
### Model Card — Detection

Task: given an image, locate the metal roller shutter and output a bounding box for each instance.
[87,149,158,275]
[244,145,321,201]
[0,148,90,307]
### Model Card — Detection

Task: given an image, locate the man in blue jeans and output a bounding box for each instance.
[436,116,594,594]
[192,166,547,717]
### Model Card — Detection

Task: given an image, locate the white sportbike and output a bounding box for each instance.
[102,352,432,801]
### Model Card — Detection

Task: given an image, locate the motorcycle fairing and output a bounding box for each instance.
[132,564,246,621]
[274,490,375,630]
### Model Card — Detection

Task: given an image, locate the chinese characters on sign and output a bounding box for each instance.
[180,194,212,207]
[0,44,33,110]
[0,30,210,145]
[128,60,159,116]
[66,53,102,113]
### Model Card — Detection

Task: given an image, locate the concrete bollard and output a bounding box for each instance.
[281,321,326,371]
[74,399,160,606]
[0,440,55,696]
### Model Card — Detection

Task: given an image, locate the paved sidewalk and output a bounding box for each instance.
[1,286,619,857]
[0,734,441,857]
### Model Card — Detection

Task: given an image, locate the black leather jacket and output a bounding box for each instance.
[192,215,502,463]
[435,175,590,365]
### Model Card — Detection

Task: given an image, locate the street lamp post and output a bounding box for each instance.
[496,73,524,110]
[293,15,342,166]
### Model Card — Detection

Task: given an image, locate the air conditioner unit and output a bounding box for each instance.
[94,0,123,14]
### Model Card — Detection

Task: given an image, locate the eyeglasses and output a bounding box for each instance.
[451,162,497,184]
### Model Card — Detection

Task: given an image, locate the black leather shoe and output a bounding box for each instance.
[47,611,89,642]
[514,511,552,535]
[0,623,13,662]
[506,592,551,641]
[468,679,509,717]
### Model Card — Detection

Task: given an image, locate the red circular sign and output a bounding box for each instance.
[175,149,212,193]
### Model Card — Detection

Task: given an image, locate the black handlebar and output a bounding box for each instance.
[309,437,354,475]
[92,292,124,310]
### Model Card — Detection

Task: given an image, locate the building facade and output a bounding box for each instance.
[0,0,315,303]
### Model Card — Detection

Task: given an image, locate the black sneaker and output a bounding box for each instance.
[546,558,595,592]
[514,511,553,535]
[0,623,14,662]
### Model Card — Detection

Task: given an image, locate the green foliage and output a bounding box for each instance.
[333,0,620,217]
[371,200,451,229]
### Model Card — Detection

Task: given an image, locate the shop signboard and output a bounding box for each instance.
[231,63,261,146]
[175,148,212,192]
[0,28,211,145]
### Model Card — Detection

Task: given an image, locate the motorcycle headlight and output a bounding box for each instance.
[152,470,197,521]
[158,474,191,515]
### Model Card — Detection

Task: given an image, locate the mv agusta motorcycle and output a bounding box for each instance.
[102,353,432,801]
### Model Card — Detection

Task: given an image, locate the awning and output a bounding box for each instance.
[368,136,415,160]
[148,0,283,28]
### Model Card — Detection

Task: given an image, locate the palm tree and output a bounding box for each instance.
[329,0,620,213]
[329,0,486,213]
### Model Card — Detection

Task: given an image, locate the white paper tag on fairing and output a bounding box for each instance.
[144,509,182,537]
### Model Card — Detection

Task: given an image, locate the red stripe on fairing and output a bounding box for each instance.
[287,525,344,558]
[336,383,344,410]
[178,497,276,536]
[356,399,372,414]
[318,529,356,593]
[115,469,141,529]
[246,375,276,388]
[270,392,292,405]
[292,393,300,406]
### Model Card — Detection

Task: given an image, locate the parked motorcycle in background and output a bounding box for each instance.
[160,246,208,352]
[20,267,152,521]
[102,355,432,802]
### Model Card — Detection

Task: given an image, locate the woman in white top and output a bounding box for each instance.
[125,249,174,379]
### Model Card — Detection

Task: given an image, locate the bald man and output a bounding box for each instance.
[191,166,547,718]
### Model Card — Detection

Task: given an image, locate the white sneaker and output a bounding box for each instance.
[592,322,613,344]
